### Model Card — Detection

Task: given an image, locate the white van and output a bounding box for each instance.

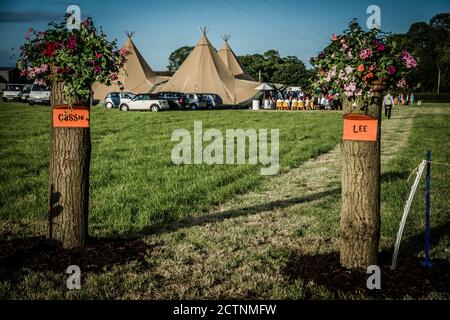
[2,84,25,102]
[29,83,51,105]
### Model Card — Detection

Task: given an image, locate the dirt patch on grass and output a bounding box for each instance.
[284,251,450,299]
[0,237,153,280]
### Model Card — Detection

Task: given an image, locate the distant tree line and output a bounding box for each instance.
[238,50,314,89]
[167,46,314,89]
[389,13,449,93]
[166,13,449,93]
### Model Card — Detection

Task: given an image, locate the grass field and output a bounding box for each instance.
[0,101,449,299]
[0,103,341,235]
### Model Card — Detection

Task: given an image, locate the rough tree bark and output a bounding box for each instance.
[48,81,91,249]
[340,81,385,269]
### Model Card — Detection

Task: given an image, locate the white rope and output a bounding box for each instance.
[391,160,426,270]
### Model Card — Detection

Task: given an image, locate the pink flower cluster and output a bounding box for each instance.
[359,49,373,60]
[25,64,49,79]
[397,79,407,88]
[402,49,417,69]
[345,66,354,74]
[325,66,337,82]
[119,48,128,57]
[344,81,357,97]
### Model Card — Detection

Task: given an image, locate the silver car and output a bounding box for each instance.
[104,92,135,109]
[29,84,51,105]
[2,84,24,102]
[119,94,169,112]
[185,93,207,110]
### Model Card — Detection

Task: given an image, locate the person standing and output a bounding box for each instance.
[410,93,415,107]
[383,92,394,119]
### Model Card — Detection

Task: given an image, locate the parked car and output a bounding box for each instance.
[21,84,33,102]
[202,93,223,109]
[185,93,208,110]
[104,92,135,109]
[119,94,169,112]
[28,84,51,105]
[153,92,187,110]
[2,84,25,102]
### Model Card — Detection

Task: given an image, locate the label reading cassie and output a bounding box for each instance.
[343,114,378,141]
[53,106,90,128]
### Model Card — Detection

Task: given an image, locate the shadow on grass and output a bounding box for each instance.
[284,250,450,299]
[284,221,450,299]
[395,220,450,257]
[0,236,153,281]
[0,188,340,282]
[137,187,340,237]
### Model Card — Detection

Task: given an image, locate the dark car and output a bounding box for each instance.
[153,92,187,110]
[202,93,223,109]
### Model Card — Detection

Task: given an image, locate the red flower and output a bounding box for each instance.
[387,66,397,75]
[377,44,385,51]
[331,33,338,41]
[357,64,365,72]
[95,52,103,59]
[42,42,59,56]
[66,35,77,50]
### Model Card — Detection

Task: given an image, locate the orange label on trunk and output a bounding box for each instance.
[343,114,378,141]
[53,106,90,128]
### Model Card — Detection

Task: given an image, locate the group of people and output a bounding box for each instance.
[260,90,342,111]
[258,89,418,117]
[383,92,419,119]
[393,93,415,106]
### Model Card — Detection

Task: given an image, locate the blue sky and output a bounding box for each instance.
[0,0,449,70]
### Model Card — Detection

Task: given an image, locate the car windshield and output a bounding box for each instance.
[122,93,135,99]
[134,95,150,100]
[6,85,23,91]
[31,84,50,91]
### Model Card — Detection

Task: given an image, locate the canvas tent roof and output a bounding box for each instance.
[218,38,255,81]
[92,37,170,100]
[155,33,259,105]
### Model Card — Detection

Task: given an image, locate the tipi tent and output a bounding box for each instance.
[154,29,260,105]
[218,35,255,81]
[93,33,170,101]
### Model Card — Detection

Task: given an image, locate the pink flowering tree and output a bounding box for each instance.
[20,18,128,102]
[311,20,417,104]
[18,18,129,249]
[311,20,418,269]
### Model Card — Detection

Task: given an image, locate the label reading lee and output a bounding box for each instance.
[343,114,378,141]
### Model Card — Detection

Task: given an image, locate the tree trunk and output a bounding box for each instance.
[48,81,91,249]
[340,89,383,269]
